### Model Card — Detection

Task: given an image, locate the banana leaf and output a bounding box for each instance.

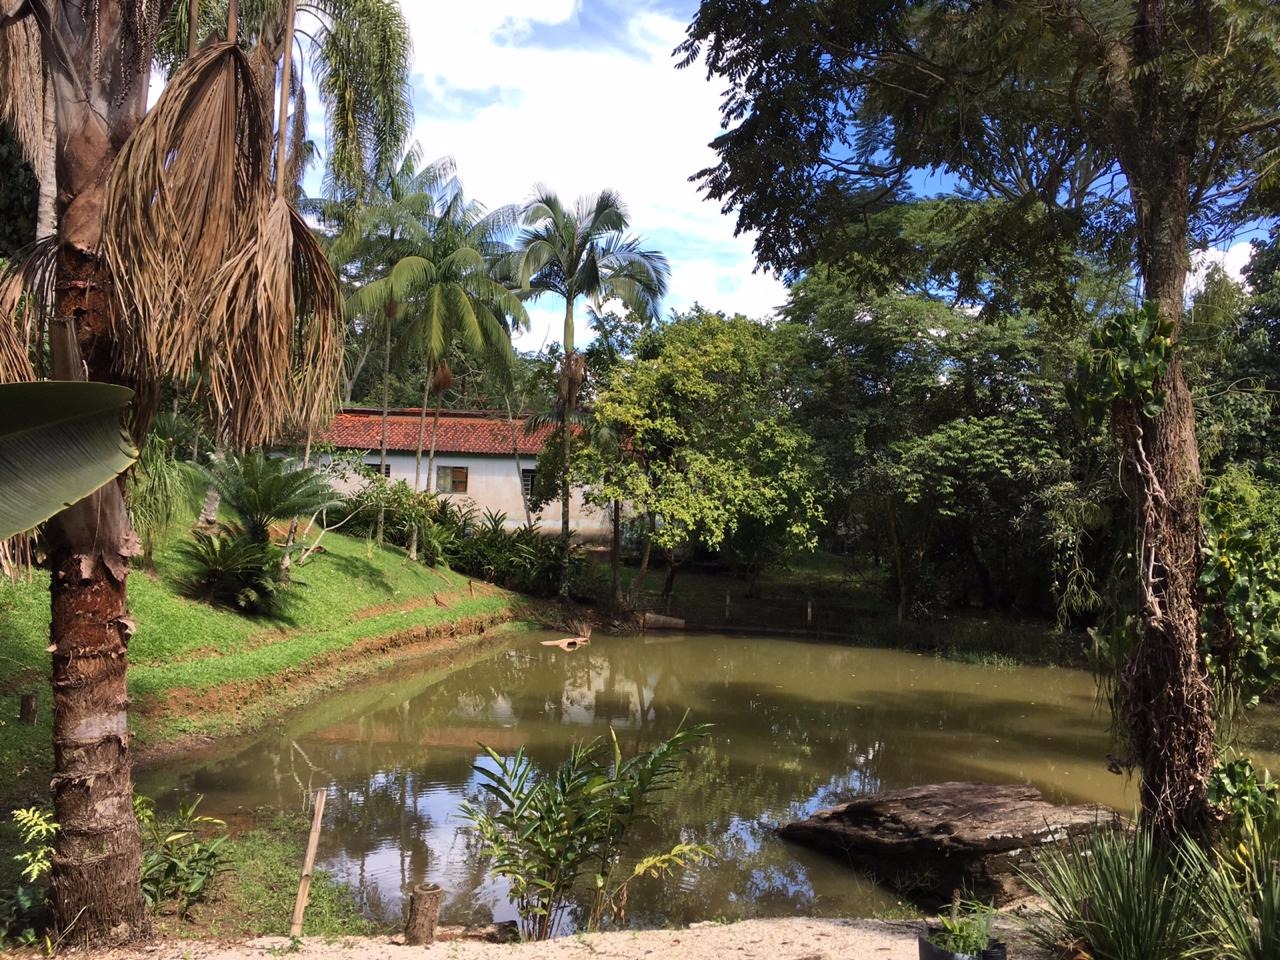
[0,382,138,539]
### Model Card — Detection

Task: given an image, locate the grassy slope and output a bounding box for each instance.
[0,530,519,805]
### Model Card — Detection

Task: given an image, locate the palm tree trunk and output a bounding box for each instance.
[560,299,574,546]
[35,77,55,240]
[377,314,391,543]
[272,0,297,200]
[413,368,431,492]
[427,404,442,493]
[507,397,532,528]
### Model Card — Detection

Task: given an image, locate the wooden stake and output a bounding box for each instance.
[289,789,327,937]
[19,693,36,725]
[404,882,445,945]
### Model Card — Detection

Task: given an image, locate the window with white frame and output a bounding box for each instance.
[521,469,537,500]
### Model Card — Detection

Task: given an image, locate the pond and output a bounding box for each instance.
[138,628,1280,930]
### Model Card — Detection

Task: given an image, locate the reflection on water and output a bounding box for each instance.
[139,630,1280,929]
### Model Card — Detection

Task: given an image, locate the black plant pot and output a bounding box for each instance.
[918,934,1009,960]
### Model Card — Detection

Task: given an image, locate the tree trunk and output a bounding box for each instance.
[35,77,55,240]
[885,498,907,624]
[1113,169,1214,839]
[40,3,153,936]
[376,314,391,543]
[610,500,622,609]
[427,405,441,494]
[560,298,575,548]
[46,248,148,944]
[627,514,656,610]
[345,331,375,403]
[661,550,678,603]
[507,397,533,528]
[413,369,431,492]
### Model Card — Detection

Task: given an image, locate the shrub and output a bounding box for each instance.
[136,795,230,918]
[176,527,289,616]
[1,808,56,947]
[204,451,340,543]
[462,722,712,940]
[1023,827,1209,960]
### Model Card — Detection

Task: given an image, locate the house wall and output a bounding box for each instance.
[321,451,612,541]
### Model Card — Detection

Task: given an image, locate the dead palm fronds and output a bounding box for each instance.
[0,10,44,164]
[0,236,56,383]
[102,33,342,447]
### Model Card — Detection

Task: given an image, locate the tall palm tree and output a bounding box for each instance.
[0,0,410,941]
[512,189,669,547]
[344,155,526,495]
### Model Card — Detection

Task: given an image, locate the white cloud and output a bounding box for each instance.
[1190,240,1254,293]
[399,0,787,351]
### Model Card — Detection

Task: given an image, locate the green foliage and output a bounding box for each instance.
[136,795,230,918]
[1200,475,1280,715]
[1069,304,1176,427]
[176,528,289,616]
[0,382,139,540]
[928,900,994,955]
[205,452,340,544]
[462,722,710,940]
[0,126,36,260]
[128,417,204,564]
[9,808,56,885]
[580,308,825,581]
[1023,827,1210,960]
[1209,758,1280,842]
[440,506,582,598]
[1191,814,1280,960]
[339,476,440,557]
[1,808,56,947]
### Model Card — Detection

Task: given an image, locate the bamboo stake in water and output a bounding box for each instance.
[289,789,327,937]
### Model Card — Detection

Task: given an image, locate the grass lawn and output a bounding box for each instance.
[0,528,522,808]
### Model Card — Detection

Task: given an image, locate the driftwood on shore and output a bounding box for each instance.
[778,781,1120,905]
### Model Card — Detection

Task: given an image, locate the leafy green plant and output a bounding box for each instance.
[1,807,58,946]
[128,422,203,566]
[1069,303,1176,427]
[927,898,994,955]
[175,528,289,616]
[136,795,230,918]
[1210,758,1280,844]
[204,452,340,544]
[462,722,711,940]
[1190,815,1280,960]
[1023,826,1209,960]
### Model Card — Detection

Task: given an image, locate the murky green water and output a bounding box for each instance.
[138,629,1280,929]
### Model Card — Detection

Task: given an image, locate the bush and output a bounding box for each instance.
[176,527,289,616]
[442,508,582,598]
[1,808,56,948]
[136,795,230,918]
[462,722,712,940]
[205,451,340,543]
[1023,827,1209,960]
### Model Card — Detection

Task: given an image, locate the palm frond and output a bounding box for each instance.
[0,13,46,167]
[0,237,55,383]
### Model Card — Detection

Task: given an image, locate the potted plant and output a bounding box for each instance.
[919,900,1007,960]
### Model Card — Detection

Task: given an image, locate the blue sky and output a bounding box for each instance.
[299,0,1257,347]
[391,0,788,351]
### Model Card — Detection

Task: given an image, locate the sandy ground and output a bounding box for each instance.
[86,918,941,960]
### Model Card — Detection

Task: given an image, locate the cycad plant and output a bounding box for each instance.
[204,451,341,544]
[0,0,410,938]
[512,189,669,548]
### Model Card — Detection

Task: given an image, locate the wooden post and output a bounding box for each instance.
[404,881,445,945]
[289,789,327,937]
[724,589,731,621]
[18,694,36,725]
[807,598,813,625]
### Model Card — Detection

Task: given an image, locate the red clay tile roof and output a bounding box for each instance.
[322,408,553,456]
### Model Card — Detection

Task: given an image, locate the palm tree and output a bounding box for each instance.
[512,189,669,547]
[344,155,526,494]
[204,451,342,544]
[0,0,410,940]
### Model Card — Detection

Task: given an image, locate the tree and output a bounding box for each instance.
[578,309,826,608]
[512,189,670,553]
[343,154,525,494]
[0,0,410,940]
[679,0,1280,838]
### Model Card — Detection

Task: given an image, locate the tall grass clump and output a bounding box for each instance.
[1023,827,1209,960]
[1192,820,1280,960]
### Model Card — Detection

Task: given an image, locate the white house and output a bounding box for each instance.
[319,408,612,540]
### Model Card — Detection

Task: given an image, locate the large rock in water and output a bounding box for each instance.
[778,782,1119,905]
